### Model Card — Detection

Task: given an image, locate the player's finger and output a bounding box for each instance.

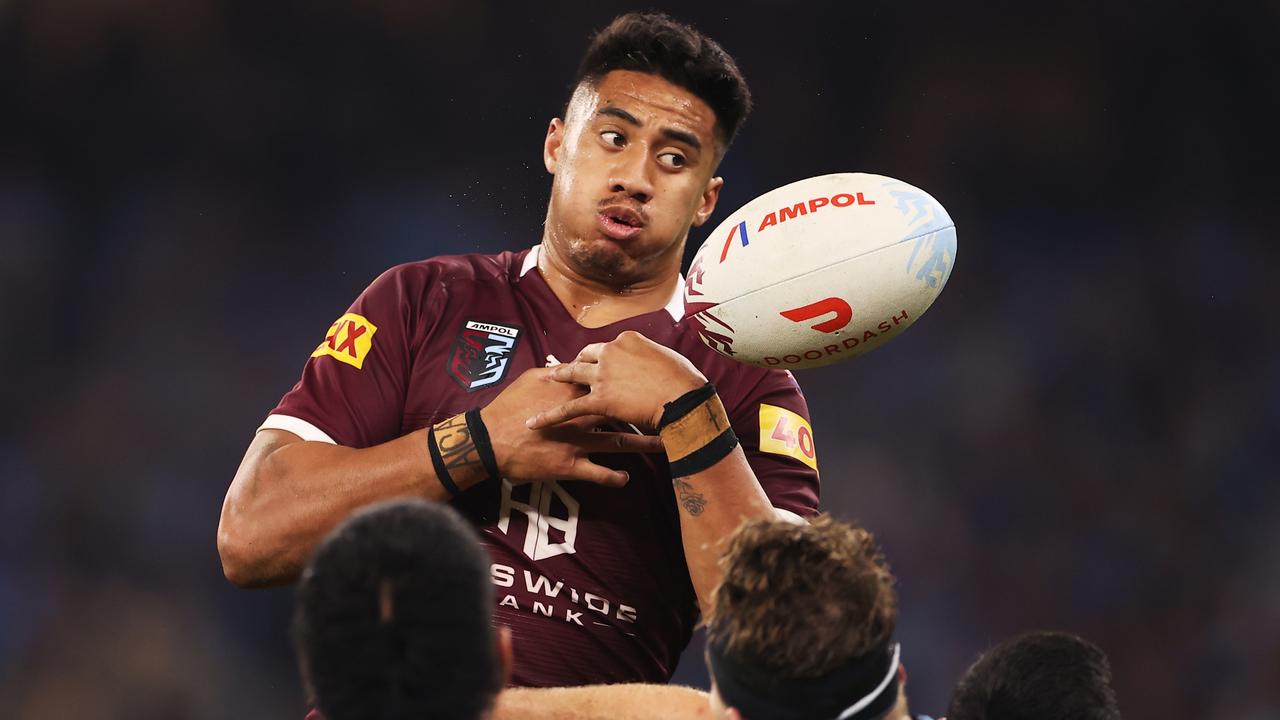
[548,361,598,386]
[579,432,665,454]
[526,396,599,429]
[573,343,606,363]
[565,458,630,487]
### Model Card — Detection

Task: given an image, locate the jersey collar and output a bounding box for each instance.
[522,245,684,323]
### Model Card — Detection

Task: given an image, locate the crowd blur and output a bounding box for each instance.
[1,1,1276,718]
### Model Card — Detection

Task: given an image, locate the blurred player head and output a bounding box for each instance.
[542,12,752,287]
[705,516,912,720]
[947,631,1121,720]
[292,499,511,720]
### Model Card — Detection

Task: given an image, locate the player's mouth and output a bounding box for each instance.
[597,206,646,241]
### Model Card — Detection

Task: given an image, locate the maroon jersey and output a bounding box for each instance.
[266,246,820,687]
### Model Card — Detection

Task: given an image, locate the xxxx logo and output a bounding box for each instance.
[312,313,377,369]
[780,297,853,333]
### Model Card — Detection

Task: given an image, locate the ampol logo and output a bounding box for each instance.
[719,191,876,263]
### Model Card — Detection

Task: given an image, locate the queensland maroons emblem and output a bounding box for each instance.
[448,320,521,391]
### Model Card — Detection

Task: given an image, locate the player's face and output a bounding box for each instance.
[543,70,724,287]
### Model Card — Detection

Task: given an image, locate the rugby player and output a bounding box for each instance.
[946,631,1122,720]
[494,516,931,720]
[220,12,821,687]
[297,498,712,720]
[294,500,509,720]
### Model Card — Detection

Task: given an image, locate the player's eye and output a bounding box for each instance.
[657,151,686,169]
[600,130,625,147]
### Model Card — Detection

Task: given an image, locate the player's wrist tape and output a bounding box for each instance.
[659,384,738,477]
[426,426,461,496]
[658,382,718,429]
[668,428,738,477]
[463,409,502,485]
[426,422,462,497]
[426,410,501,497]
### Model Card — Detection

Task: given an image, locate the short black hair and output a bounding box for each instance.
[573,12,753,148]
[292,500,500,720]
[948,631,1122,720]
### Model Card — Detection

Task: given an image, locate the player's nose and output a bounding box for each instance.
[608,147,655,203]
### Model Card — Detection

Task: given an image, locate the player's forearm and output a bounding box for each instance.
[218,428,450,587]
[671,448,774,615]
[492,684,713,720]
[658,389,775,615]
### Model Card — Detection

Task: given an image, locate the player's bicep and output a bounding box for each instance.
[732,375,821,518]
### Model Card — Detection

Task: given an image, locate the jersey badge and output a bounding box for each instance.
[312,313,378,369]
[449,320,522,391]
[759,403,819,472]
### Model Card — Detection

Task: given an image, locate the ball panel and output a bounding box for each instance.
[684,173,957,369]
[688,173,953,307]
[690,227,956,369]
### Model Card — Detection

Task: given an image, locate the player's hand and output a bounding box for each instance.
[526,331,708,431]
[481,367,664,487]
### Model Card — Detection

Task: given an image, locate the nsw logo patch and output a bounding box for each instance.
[448,320,521,391]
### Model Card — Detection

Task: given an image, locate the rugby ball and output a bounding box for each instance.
[683,173,956,369]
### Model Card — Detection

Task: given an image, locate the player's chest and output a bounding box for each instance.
[400,303,615,427]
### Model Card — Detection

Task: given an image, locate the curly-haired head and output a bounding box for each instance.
[707,515,897,678]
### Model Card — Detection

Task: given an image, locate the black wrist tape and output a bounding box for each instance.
[668,427,739,478]
[464,409,501,484]
[427,425,462,497]
[659,382,717,430]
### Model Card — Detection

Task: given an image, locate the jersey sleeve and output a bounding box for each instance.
[266,263,437,448]
[728,370,821,519]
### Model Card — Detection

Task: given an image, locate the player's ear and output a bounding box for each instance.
[496,625,514,686]
[692,176,724,227]
[544,118,566,174]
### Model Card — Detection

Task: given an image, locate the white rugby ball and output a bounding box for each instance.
[683,173,956,369]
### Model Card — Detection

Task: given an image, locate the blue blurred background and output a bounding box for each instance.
[1,1,1277,718]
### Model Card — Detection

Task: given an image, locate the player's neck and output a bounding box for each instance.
[536,243,681,329]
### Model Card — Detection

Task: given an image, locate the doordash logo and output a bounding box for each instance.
[779,297,853,333]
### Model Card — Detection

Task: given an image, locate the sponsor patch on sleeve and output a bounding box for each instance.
[758,403,818,472]
[312,313,378,369]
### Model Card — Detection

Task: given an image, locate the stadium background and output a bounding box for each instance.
[1,1,1277,717]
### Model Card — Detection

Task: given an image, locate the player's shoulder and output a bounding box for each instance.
[673,328,804,401]
[379,248,527,288]
[361,249,528,312]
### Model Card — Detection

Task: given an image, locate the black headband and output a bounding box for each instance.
[707,638,901,720]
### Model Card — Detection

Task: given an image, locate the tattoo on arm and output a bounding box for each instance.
[433,414,483,475]
[673,477,707,516]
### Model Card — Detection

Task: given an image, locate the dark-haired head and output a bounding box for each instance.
[293,500,505,720]
[572,12,752,150]
[948,631,1122,720]
[541,13,748,289]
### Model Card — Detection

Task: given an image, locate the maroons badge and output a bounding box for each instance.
[447,320,521,391]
